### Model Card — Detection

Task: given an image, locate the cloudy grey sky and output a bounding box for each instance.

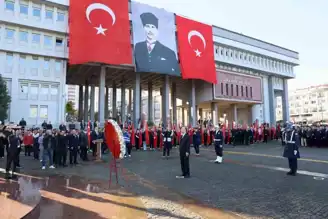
[137,0,328,90]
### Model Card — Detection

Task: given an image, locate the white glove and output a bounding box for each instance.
[294,150,297,155]
[186,152,189,157]
[220,145,223,148]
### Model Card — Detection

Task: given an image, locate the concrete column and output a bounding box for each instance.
[148,81,153,122]
[171,82,177,125]
[83,83,89,122]
[189,80,196,127]
[78,85,83,121]
[211,102,218,125]
[133,73,141,127]
[233,104,238,124]
[128,89,132,114]
[162,75,170,128]
[112,82,117,119]
[268,76,275,125]
[121,79,126,124]
[182,107,185,126]
[105,87,109,119]
[282,79,290,122]
[98,66,106,127]
[90,85,95,122]
[140,88,142,116]
[262,76,271,124]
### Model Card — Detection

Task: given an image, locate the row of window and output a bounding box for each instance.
[220,83,253,98]
[215,46,293,74]
[19,82,59,101]
[29,105,48,119]
[0,27,65,48]
[4,0,66,22]
[4,53,63,77]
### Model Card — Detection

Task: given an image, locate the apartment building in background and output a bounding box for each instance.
[276,84,328,122]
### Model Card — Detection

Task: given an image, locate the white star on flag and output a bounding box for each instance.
[194,49,201,57]
[94,24,107,35]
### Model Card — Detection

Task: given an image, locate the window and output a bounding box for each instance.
[5,0,14,11]
[29,105,38,118]
[44,35,52,47]
[32,33,40,43]
[241,86,244,97]
[30,84,38,100]
[6,53,13,66]
[41,85,49,98]
[220,83,223,95]
[56,38,63,46]
[19,31,28,42]
[5,28,14,39]
[250,87,253,98]
[45,9,53,19]
[57,12,65,21]
[31,56,39,75]
[231,84,234,96]
[50,86,58,101]
[225,84,229,95]
[44,58,50,70]
[55,60,62,72]
[246,86,248,97]
[33,6,41,17]
[19,55,26,74]
[20,83,28,99]
[20,4,28,15]
[40,106,48,118]
[236,85,239,96]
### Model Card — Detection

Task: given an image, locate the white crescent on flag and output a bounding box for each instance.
[187,30,207,57]
[85,3,116,36]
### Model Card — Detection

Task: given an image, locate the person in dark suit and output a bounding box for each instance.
[134,12,180,75]
[177,127,190,178]
[68,129,79,165]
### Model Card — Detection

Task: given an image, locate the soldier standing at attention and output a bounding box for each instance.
[192,127,201,155]
[213,125,224,164]
[283,122,300,176]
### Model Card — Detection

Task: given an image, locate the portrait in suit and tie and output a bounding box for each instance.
[131,1,180,76]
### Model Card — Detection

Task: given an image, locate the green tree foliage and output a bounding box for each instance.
[65,101,76,115]
[0,75,11,122]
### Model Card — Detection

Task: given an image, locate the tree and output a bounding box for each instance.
[65,101,76,115]
[0,75,11,122]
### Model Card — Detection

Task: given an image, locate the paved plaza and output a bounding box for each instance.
[1,142,328,219]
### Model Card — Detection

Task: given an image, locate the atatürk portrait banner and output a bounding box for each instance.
[131,1,180,76]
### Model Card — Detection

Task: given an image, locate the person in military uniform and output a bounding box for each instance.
[283,122,300,176]
[213,125,224,163]
[163,126,173,158]
[134,12,180,75]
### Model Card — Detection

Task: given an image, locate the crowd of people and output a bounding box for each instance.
[1,116,327,179]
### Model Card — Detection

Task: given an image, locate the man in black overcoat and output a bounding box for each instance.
[134,12,180,75]
[176,127,190,178]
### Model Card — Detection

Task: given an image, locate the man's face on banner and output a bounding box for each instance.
[144,24,158,42]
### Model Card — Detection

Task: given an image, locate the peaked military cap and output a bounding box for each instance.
[140,12,159,28]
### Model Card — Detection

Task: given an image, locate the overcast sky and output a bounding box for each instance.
[137,0,328,90]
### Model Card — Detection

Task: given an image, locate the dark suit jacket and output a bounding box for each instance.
[179,134,190,155]
[134,41,180,75]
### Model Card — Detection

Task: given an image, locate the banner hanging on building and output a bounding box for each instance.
[131,1,180,76]
[175,15,217,84]
[69,0,132,65]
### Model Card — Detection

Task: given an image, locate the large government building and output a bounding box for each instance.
[0,0,299,127]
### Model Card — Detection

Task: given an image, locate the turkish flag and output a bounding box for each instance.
[69,0,132,65]
[176,16,217,84]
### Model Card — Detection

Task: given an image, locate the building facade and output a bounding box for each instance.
[0,0,68,126]
[279,84,328,123]
[1,0,299,126]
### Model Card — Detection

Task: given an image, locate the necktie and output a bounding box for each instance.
[147,44,152,53]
